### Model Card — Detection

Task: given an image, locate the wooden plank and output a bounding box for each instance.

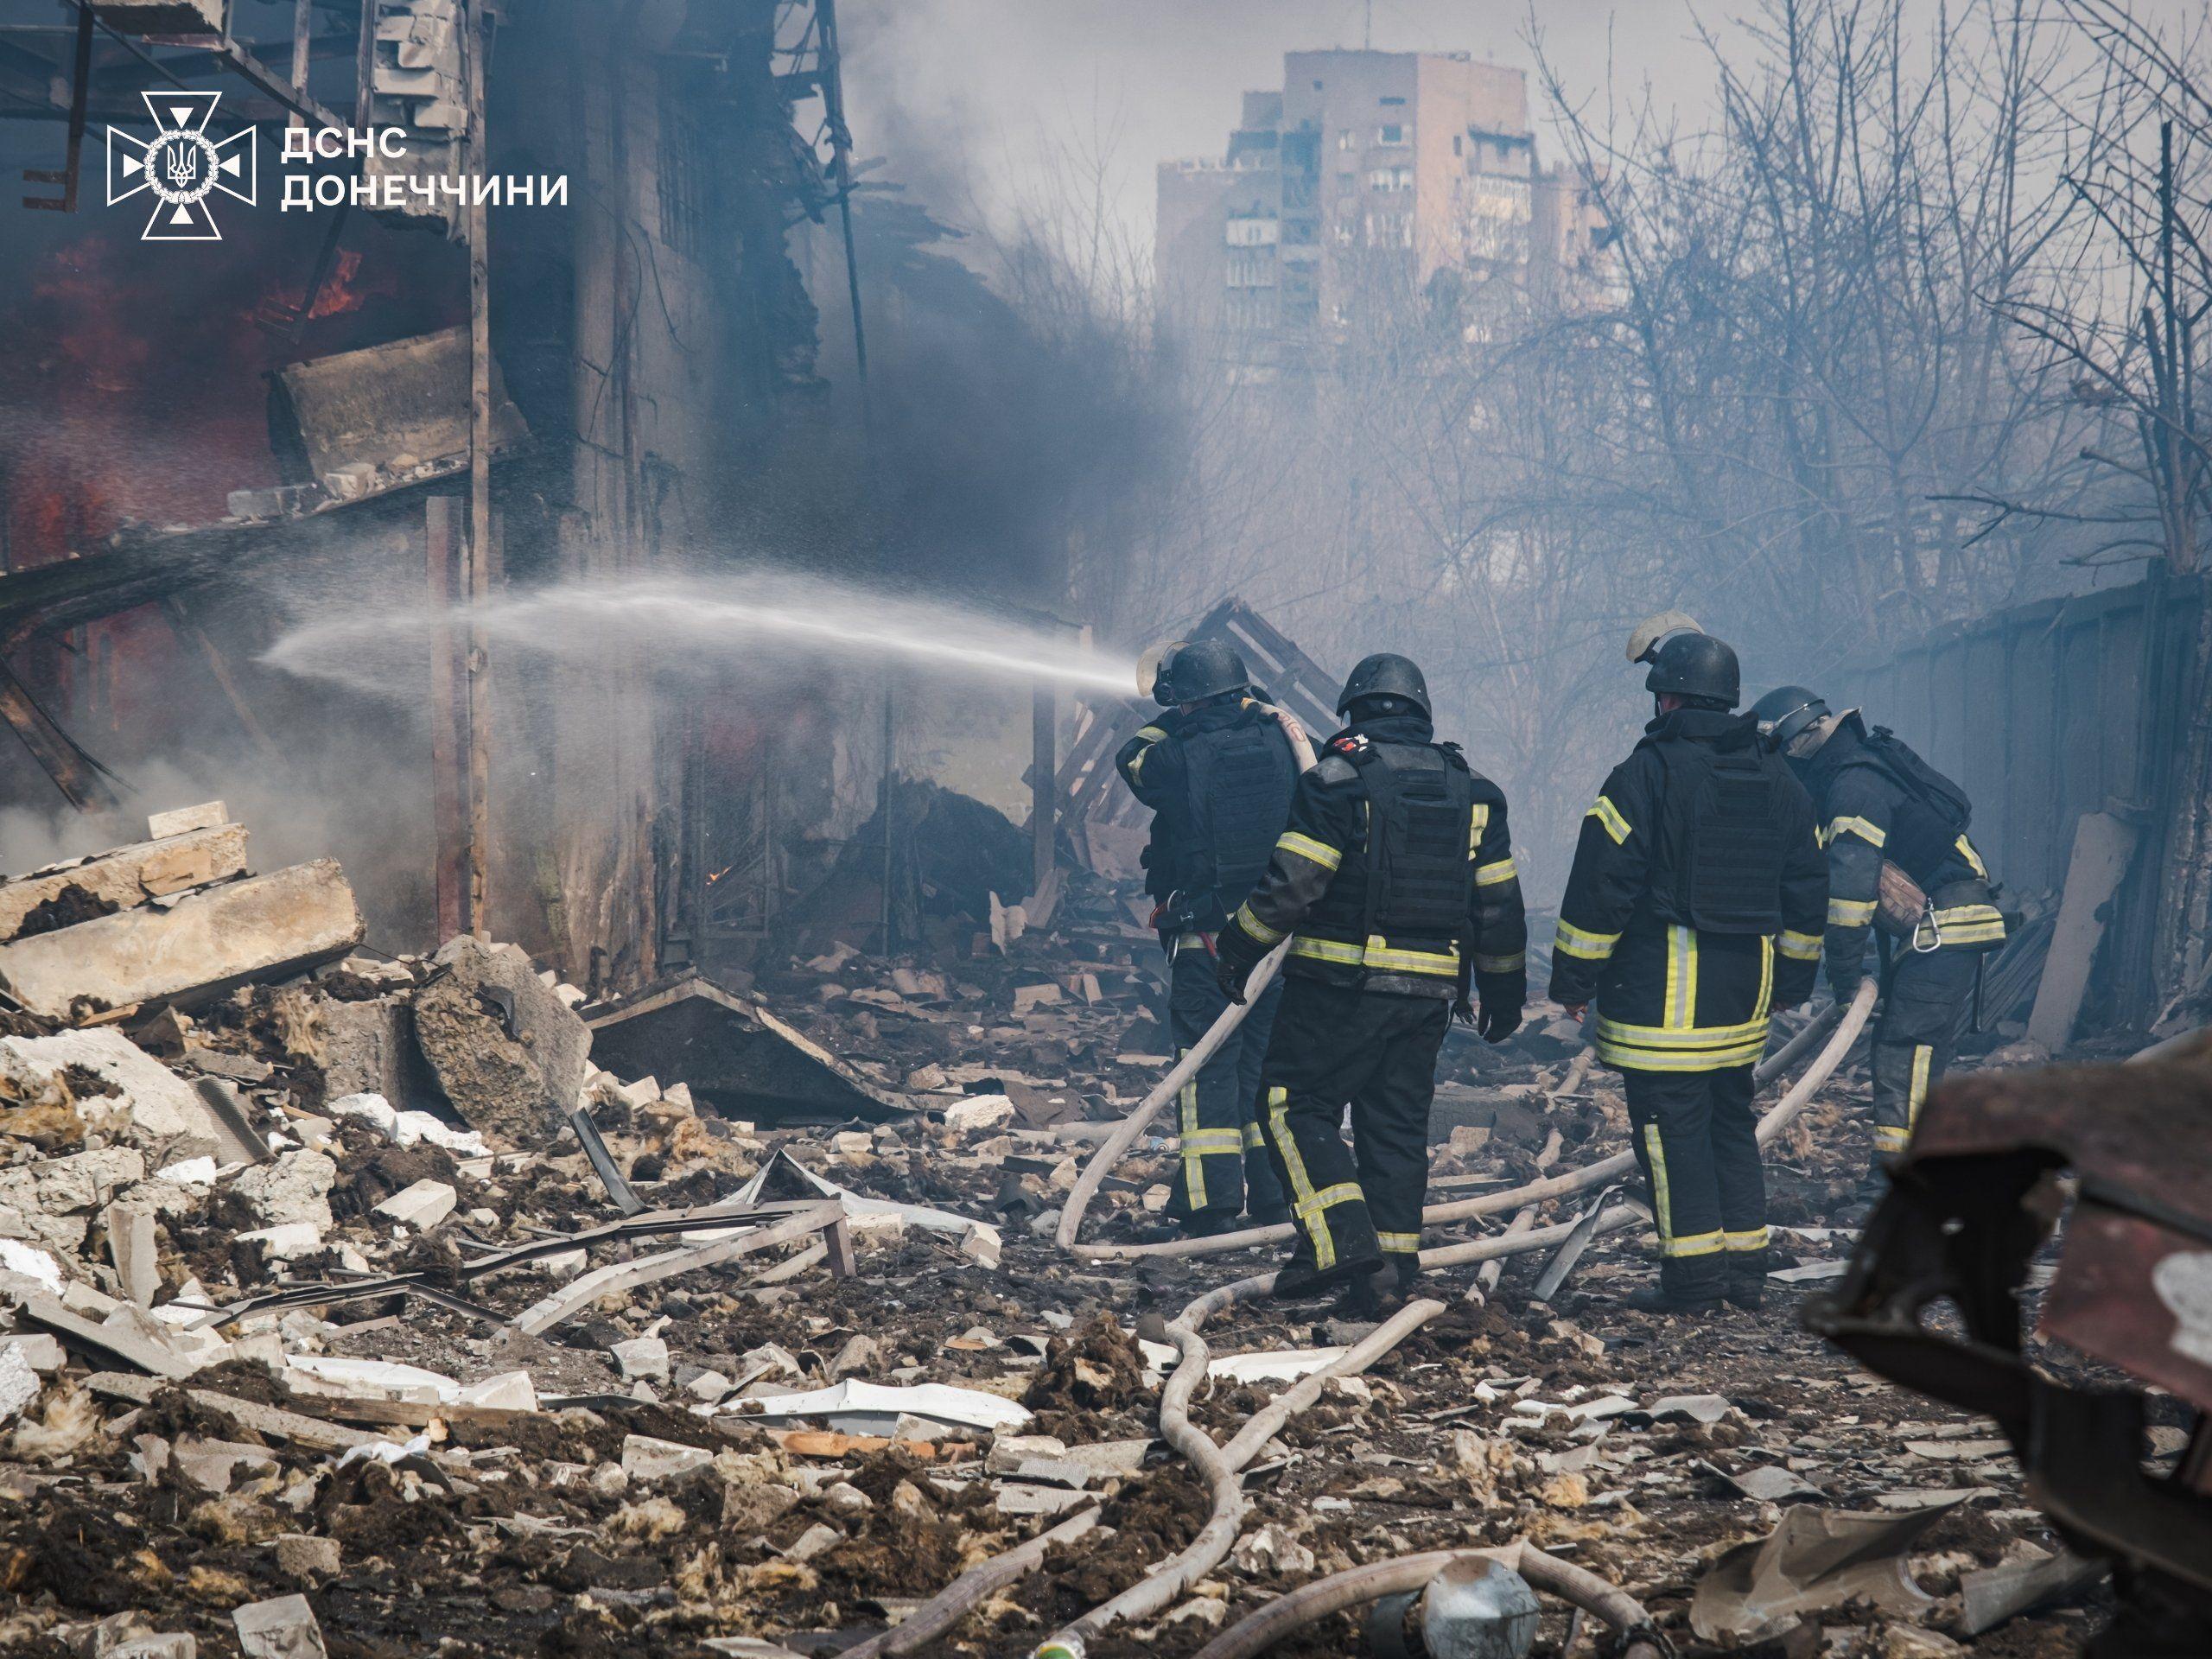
[85,1371,385,1453]
[2026,811,2140,1052]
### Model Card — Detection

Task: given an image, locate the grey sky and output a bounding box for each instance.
[838,1,2205,257]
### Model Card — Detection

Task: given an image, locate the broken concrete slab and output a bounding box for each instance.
[231,1151,338,1231]
[0,860,365,1022]
[2027,810,2139,1052]
[583,969,906,1125]
[373,1178,456,1229]
[146,802,227,840]
[232,1592,329,1659]
[411,936,590,1149]
[0,822,249,944]
[0,1028,226,1165]
[105,1202,159,1307]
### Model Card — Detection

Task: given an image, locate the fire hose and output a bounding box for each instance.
[1032,1279,1449,1658]
[1063,977,1877,1266]
[1188,1546,1669,1659]
[1052,705,1316,1255]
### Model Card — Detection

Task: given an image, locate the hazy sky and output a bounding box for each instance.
[838,0,2205,254]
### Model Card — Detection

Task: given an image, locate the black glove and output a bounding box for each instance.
[1477,1002,1522,1045]
[1826,959,1863,999]
[1451,997,1476,1027]
[1216,945,1256,1004]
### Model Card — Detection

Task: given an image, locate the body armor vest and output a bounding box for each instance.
[1160,709,1296,919]
[1649,734,1791,935]
[1306,740,1479,948]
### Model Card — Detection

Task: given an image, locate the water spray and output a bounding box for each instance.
[262,570,1137,700]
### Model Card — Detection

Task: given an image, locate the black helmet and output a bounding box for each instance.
[1337,652,1431,719]
[1160,638,1249,704]
[1750,684,1830,751]
[1644,632,1740,708]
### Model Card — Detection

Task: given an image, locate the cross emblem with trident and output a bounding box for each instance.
[106,90,257,242]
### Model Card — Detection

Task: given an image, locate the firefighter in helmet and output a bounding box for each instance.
[1551,634,1828,1315]
[1212,652,1528,1311]
[1750,686,2006,1218]
[1116,639,1300,1235]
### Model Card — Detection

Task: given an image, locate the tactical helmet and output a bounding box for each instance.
[1626,609,1704,664]
[1159,638,1249,704]
[1644,632,1740,708]
[1749,684,1831,752]
[1337,652,1431,719]
[1138,639,1190,705]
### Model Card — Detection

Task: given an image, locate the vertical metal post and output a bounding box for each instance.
[462,0,493,938]
[1032,677,1055,894]
[816,0,868,432]
[426,498,465,942]
[355,0,376,124]
[879,677,895,953]
[289,0,312,126]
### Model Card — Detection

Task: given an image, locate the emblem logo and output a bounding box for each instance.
[107,90,257,241]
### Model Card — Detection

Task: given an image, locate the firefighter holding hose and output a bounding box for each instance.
[1212,652,1528,1313]
[1116,639,1300,1236]
[1549,633,1829,1316]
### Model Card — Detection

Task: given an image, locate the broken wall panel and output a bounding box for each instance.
[584,971,904,1124]
[0,822,249,942]
[272,326,528,499]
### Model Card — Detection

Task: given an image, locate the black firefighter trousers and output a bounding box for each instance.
[1166,942,1286,1224]
[1869,945,1980,1164]
[1623,1064,1768,1300]
[1257,977,1448,1281]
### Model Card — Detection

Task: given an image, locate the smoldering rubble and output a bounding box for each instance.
[0,801,2182,1658]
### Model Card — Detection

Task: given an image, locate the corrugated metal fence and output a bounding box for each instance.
[1832,574,2205,900]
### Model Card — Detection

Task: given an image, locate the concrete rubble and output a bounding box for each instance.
[0,814,2152,1656]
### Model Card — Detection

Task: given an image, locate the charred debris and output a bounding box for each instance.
[0,791,2200,1659]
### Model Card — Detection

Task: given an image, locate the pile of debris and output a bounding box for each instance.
[0,808,2159,1656]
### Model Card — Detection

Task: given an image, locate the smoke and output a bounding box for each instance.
[261,569,1138,699]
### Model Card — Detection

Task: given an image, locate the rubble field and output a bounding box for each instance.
[0,808,2144,1658]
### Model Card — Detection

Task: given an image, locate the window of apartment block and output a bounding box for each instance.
[657,65,709,258]
[1453,134,1464,157]
[1377,123,1408,145]
[1338,128,1355,150]
[1226,249,1278,287]
[1367,166,1412,193]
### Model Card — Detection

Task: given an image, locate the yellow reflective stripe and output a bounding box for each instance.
[1602,1039,1768,1071]
[1268,1085,1336,1272]
[1179,1130,1244,1151]
[1777,929,1822,961]
[1466,802,1491,860]
[1956,835,1987,879]
[1232,902,1285,945]
[1134,725,1167,742]
[1828,897,1876,926]
[1874,1125,1911,1151]
[1824,815,1886,848]
[1275,830,1342,871]
[1723,1227,1770,1251]
[1662,925,1697,1029]
[1587,796,1632,844]
[1362,935,1458,974]
[1662,1230,1727,1259]
[1756,937,1774,1022]
[1178,1051,1207,1211]
[1242,1122,1266,1148]
[1127,750,1147,781]
[1286,936,1459,975]
[1554,920,1621,960]
[1475,950,1526,974]
[1474,856,1518,887]
[1643,1123,1673,1246]
[1376,1231,1421,1253]
[1908,1045,1932,1129]
[1595,1014,1771,1050]
[1287,936,1367,965]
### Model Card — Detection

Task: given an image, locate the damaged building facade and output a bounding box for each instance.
[0,0,878,990]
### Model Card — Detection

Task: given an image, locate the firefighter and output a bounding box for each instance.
[1115,639,1300,1235]
[1749,686,2007,1216]
[1212,652,1527,1310]
[1550,633,1828,1315]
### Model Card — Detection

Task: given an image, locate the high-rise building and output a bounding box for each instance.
[1157,50,1607,353]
